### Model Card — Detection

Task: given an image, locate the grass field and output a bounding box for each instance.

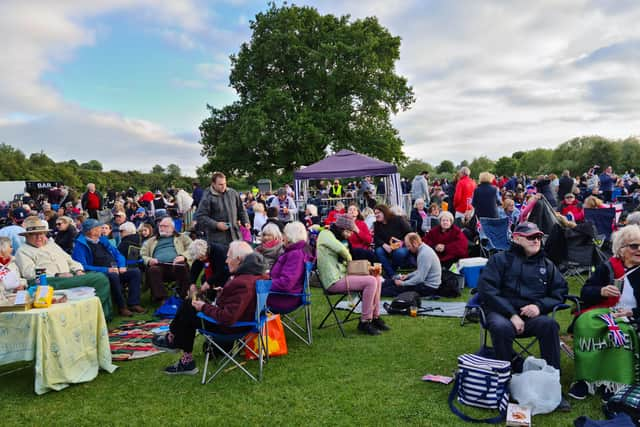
[0,279,608,426]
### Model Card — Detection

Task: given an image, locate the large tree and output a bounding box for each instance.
[199,3,415,180]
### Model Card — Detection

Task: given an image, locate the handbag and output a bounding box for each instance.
[448,353,511,424]
[244,314,288,360]
[347,260,371,276]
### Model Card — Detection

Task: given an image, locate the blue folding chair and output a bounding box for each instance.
[196,279,272,383]
[584,208,616,242]
[477,217,511,258]
[268,261,313,345]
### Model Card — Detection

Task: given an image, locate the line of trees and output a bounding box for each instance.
[399,136,640,180]
[0,143,195,194]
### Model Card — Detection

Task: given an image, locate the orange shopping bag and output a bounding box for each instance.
[244,314,288,360]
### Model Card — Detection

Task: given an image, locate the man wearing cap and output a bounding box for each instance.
[15,216,113,320]
[269,188,296,223]
[478,221,568,409]
[0,208,27,255]
[110,210,127,246]
[72,218,144,317]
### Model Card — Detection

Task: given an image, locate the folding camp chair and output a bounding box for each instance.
[317,280,362,338]
[196,279,271,383]
[584,208,616,242]
[268,262,313,345]
[477,217,510,258]
[561,225,599,285]
[461,293,571,362]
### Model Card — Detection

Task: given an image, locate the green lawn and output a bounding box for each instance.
[0,279,607,426]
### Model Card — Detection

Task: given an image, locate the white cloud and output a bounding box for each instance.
[159,28,199,50]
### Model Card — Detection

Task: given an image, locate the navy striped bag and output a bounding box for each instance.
[448,353,511,423]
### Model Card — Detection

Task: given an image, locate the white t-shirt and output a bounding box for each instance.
[618,276,637,310]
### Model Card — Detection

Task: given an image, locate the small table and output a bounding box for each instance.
[0,297,117,394]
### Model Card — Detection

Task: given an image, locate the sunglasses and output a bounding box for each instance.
[625,243,640,251]
[524,235,542,241]
[55,222,63,226]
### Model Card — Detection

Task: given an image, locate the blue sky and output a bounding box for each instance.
[0,0,638,176]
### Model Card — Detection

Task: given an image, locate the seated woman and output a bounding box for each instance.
[255,223,284,271]
[569,225,640,402]
[427,203,441,229]
[101,222,116,247]
[252,202,267,235]
[54,215,77,254]
[410,198,430,237]
[267,222,308,313]
[498,198,520,229]
[303,204,321,228]
[324,201,346,226]
[117,222,142,264]
[559,193,585,222]
[362,207,376,232]
[423,211,468,269]
[0,236,25,292]
[316,214,386,335]
[373,204,413,278]
[138,222,154,244]
[346,204,376,263]
[583,195,605,209]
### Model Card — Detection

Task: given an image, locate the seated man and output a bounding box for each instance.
[478,221,569,409]
[141,216,193,303]
[382,232,441,297]
[14,216,113,320]
[72,219,144,317]
[152,241,265,375]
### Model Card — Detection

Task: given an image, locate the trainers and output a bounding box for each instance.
[152,334,178,353]
[357,321,381,336]
[371,317,390,331]
[129,305,146,313]
[555,396,571,412]
[164,359,198,375]
[568,380,589,400]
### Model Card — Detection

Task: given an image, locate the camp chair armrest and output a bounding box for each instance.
[197,312,258,329]
[197,312,220,325]
[269,291,305,297]
[563,294,582,313]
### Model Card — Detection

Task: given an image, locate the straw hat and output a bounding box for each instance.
[19,216,50,235]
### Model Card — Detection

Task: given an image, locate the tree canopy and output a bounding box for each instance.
[199,3,414,181]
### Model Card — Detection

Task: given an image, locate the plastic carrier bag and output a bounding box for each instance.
[510,356,561,415]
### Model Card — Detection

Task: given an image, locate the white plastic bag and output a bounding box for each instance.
[510,356,561,415]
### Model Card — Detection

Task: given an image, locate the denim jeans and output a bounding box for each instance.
[374,246,411,278]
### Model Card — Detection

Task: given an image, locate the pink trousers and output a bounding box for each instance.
[329,274,382,321]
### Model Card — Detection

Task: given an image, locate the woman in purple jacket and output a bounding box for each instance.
[267,221,308,312]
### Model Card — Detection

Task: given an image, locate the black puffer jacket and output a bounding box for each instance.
[478,243,567,317]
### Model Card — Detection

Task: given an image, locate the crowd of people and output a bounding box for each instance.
[2,162,640,413]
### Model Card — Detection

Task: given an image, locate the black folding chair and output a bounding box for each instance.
[317,280,362,338]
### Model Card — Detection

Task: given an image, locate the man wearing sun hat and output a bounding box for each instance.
[14,216,113,320]
[478,221,570,409]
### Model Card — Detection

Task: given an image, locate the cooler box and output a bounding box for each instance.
[458,257,488,288]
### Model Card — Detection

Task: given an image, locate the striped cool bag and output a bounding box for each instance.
[448,353,511,424]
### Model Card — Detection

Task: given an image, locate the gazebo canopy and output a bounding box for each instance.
[293,149,397,180]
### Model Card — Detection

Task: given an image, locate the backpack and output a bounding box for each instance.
[383,291,422,315]
[439,270,463,298]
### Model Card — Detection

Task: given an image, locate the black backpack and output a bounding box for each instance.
[439,270,463,298]
[383,291,422,315]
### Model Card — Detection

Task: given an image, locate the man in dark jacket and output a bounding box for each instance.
[152,241,265,375]
[195,172,250,287]
[557,170,574,206]
[478,222,567,372]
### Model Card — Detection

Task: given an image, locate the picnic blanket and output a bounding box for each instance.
[109,320,171,361]
[336,300,467,318]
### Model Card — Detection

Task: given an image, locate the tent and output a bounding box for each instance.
[293,149,403,208]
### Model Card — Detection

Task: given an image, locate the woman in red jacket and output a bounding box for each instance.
[423,211,468,268]
[347,204,376,263]
[559,193,585,222]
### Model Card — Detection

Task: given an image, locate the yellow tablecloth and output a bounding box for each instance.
[0,297,117,394]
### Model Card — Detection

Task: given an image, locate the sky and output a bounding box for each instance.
[0,0,639,176]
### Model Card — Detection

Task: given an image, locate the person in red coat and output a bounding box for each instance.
[559,193,585,222]
[347,204,376,263]
[423,211,468,268]
[152,241,265,375]
[453,167,477,219]
[324,201,346,226]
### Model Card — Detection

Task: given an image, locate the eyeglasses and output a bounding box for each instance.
[524,235,542,241]
[565,195,575,199]
[625,243,640,251]
[55,222,63,226]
